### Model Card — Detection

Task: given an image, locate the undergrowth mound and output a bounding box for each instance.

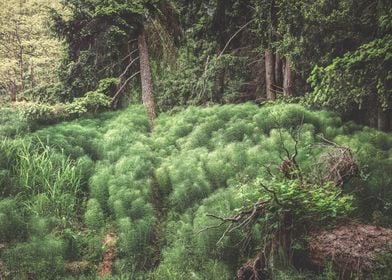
[0,103,391,279]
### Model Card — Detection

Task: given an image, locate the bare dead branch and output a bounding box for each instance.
[119,56,139,81]
[111,71,140,105]
[260,182,283,206]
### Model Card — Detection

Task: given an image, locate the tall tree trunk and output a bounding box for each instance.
[212,0,226,103]
[283,58,294,97]
[213,69,225,103]
[265,50,275,100]
[138,26,156,122]
[275,53,283,91]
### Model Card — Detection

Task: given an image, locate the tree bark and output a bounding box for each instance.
[9,87,17,102]
[212,0,226,103]
[283,58,294,97]
[213,69,225,103]
[138,26,156,122]
[275,53,283,90]
[265,50,275,100]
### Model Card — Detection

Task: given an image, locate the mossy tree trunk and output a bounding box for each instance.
[138,26,156,122]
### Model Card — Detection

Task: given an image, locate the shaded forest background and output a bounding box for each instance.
[0,0,391,130]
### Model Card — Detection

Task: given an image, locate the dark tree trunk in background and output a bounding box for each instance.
[368,95,378,128]
[377,108,389,131]
[283,58,294,97]
[275,53,283,90]
[265,50,275,100]
[138,26,156,122]
[213,69,225,103]
[212,0,226,103]
[9,87,17,102]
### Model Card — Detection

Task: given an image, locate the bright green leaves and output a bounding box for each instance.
[251,177,353,225]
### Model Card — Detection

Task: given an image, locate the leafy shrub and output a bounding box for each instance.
[0,106,29,138]
[151,103,390,278]
[1,235,66,279]
[307,34,392,126]
[1,103,391,279]
[14,142,81,226]
[0,199,28,242]
[22,83,67,104]
[85,199,105,231]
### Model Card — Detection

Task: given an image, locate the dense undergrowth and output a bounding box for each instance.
[0,103,391,279]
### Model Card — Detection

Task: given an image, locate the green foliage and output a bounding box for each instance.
[0,103,391,279]
[21,84,112,124]
[0,199,28,242]
[0,106,29,138]
[151,103,391,278]
[0,0,62,100]
[308,35,392,113]
[22,83,68,104]
[13,142,81,226]
[373,251,392,280]
[333,129,392,225]
[51,0,166,99]
[85,199,105,231]
[85,105,157,272]
[1,235,66,279]
[249,177,353,226]
[156,47,249,109]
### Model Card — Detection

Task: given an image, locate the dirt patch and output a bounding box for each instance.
[65,260,91,274]
[98,232,117,277]
[308,222,392,275]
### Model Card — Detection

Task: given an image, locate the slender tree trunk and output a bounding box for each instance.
[9,87,17,102]
[368,95,378,128]
[265,50,275,100]
[213,69,225,103]
[283,58,294,97]
[275,53,283,91]
[377,108,389,131]
[138,26,156,122]
[212,0,226,103]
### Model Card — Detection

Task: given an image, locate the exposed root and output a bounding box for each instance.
[237,253,265,280]
[308,222,392,276]
[318,136,359,186]
[199,198,270,245]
